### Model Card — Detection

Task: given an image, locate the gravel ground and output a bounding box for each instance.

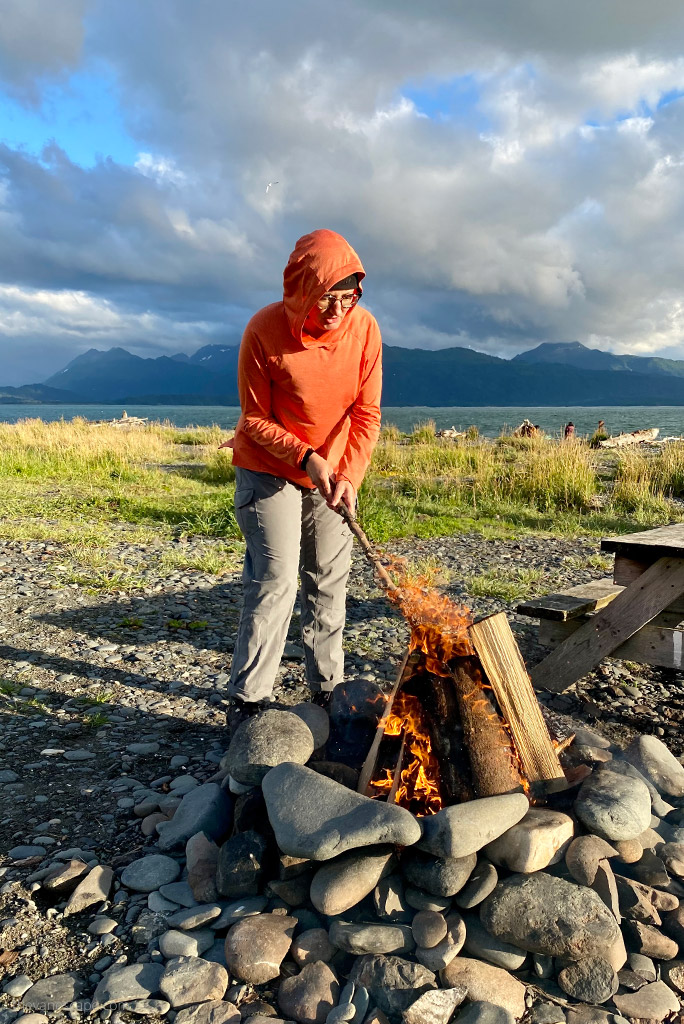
[0,525,683,1019]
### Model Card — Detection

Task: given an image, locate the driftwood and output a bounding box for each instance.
[599,427,659,448]
[436,426,466,439]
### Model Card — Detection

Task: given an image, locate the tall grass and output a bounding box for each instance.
[0,418,682,545]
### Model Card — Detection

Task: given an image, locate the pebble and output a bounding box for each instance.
[412,910,447,949]
[417,794,529,859]
[224,709,315,786]
[557,957,619,1003]
[401,849,477,898]
[22,974,85,1012]
[3,976,33,998]
[63,865,114,916]
[461,915,527,970]
[174,1002,241,1024]
[485,808,575,873]
[625,735,684,798]
[159,956,229,1008]
[159,927,216,957]
[292,927,335,966]
[311,847,396,916]
[157,783,233,852]
[277,962,340,1024]
[440,958,526,1018]
[224,913,297,984]
[216,830,269,898]
[613,980,680,1020]
[328,921,414,955]
[120,855,181,892]
[574,768,652,841]
[348,954,436,1019]
[454,861,498,909]
[120,999,171,1016]
[480,872,625,968]
[402,988,467,1024]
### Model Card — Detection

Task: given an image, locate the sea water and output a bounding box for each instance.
[1,403,683,439]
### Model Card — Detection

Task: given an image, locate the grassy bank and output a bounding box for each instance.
[1,418,683,561]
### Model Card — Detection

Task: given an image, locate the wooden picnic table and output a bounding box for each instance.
[531,524,684,693]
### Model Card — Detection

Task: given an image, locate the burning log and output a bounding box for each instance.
[451,657,524,798]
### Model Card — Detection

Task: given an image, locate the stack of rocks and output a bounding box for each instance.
[5,689,684,1024]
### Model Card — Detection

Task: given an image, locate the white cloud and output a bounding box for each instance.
[2,0,684,380]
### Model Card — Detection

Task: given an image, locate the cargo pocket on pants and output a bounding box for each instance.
[234,487,258,539]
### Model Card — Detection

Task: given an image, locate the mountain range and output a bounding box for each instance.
[3,340,684,406]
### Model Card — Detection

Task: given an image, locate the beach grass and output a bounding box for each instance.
[0,418,683,558]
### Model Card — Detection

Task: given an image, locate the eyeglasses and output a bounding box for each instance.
[315,291,359,311]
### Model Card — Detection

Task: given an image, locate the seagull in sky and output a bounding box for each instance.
[265,181,279,193]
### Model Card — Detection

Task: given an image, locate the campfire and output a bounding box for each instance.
[356,569,566,816]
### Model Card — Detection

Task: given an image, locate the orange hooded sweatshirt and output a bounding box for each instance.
[230,229,382,491]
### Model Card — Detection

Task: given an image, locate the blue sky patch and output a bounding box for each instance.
[0,68,139,167]
[401,73,490,131]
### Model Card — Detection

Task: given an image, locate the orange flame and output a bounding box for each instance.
[371,689,443,815]
[386,570,474,673]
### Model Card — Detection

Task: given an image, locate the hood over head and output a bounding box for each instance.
[283,229,365,341]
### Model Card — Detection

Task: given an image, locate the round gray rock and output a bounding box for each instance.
[277,962,340,1024]
[22,974,85,1013]
[574,767,651,841]
[225,710,315,786]
[225,913,297,984]
[159,956,228,1009]
[289,703,330,749]
[310,847,395,915]
[412,910,447,949]
[328,921,414,955]
[262,763,421,861]
[348,954,436,1019]
[121,854,181,892]
[417,794,529,859]
[557,957,618,1004]
[401,849,477,897]
[91,964,165,1011]
[454,861,498,910]
[480,872,624,963]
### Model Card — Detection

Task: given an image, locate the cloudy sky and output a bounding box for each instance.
[2,1,684,384]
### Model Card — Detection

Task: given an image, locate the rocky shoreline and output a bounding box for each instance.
[1,526,684,1024]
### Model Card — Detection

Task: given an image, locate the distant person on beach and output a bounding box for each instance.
[564,421,575,440]
[220,229,382,734]
[598,420,606,435]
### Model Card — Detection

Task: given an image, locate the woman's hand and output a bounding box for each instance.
[330,478,356,513]
[305,453,334,502]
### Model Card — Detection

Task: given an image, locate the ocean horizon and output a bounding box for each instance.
[1,403,683,438]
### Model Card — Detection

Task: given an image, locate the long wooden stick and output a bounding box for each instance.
[338,504,399,593]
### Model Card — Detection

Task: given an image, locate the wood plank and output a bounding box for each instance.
[357,648,417,796]
[602,524,684,560]
[469,612,565,784]
[517,579,622,621]
[538,618,684,671]
[530,556,684,693]
[614,555,653,586]
[614,557,684,614]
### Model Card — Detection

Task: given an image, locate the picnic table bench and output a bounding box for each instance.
[517,524,684,693]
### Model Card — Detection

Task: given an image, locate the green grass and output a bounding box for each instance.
[1,419,683,559]
[464,566,546,602]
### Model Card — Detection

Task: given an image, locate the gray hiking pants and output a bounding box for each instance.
[228,466,353,703]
